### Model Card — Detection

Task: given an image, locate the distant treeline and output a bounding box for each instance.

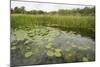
[11,6,95,16]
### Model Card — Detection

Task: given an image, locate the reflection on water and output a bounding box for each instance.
[11,27,95,66]
[50,26,95,40]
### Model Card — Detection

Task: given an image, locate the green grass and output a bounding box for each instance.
[11,14,95,39]
[11,14,95,29]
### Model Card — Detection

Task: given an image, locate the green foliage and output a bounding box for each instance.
[46,43,62,57]
[64,51,76,62]
[47,51,54,57]
[46,44,52,49]
[11,6,95,16]
[24,51,33,58]
[55,48,62,52]
[12,6,25,14]
[71,44,77,48]
[47,48,62,57]
[54,52,62,57]
[82,57,89,62]
[11,14,95,39]
[11,46,17,50]
[26,46,31,50]
[11,15,95,29]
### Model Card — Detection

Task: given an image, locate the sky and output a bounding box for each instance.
[11,0,95,5]
[11,1,94,12]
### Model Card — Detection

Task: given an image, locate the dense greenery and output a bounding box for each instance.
[11,5,95,66]
[11,14,95,39]
[11,6,95,16]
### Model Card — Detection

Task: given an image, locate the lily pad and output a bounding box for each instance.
[54,52,62,57]
[71,44,77,48]
[55,48,62,52]
[24,51,33,58]
[82,57,89,62]
[11,46,17,50]
[46,43,53,49]
[26,46,31,50]
[47,51,54,57]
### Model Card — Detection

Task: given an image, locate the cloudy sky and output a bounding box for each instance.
[11,1,94,12]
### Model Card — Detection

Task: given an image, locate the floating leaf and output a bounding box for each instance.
[55,48,62,52]
[26,46,31,50]
[47,51,54,57]
[46,44,52,49]
[82,57,89,62]
[65,47,72,51]
[48,42,53,45]
[54,52,62,57]
[27,31,32,34]
[71,44,77,48]
[11,46,17,50]
[24,51,33,58]
[68,53,73,57]
[48,38,54,42]
[28,34,34,37]
[14,30,28,40]
[12,42,16,45]
[51,48,54,50]
[78,47,87,50]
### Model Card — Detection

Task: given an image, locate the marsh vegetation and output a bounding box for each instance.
[11,2,95,66]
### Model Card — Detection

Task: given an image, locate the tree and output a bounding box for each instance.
[11,8,13,13]
[37,10,45,14]
[20,6,25,14]
[11,6,95,16]
[14,7,21,13]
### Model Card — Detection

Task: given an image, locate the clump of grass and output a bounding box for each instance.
[11,14,95,39]
[11,14,95,29]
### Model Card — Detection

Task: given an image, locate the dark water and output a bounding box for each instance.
[11,27,95,66]
[49,26,95,40]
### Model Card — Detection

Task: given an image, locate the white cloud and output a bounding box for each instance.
[12,0,95,5]
[11,0,94,12]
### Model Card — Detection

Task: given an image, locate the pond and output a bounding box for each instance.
[11,26,95,66]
